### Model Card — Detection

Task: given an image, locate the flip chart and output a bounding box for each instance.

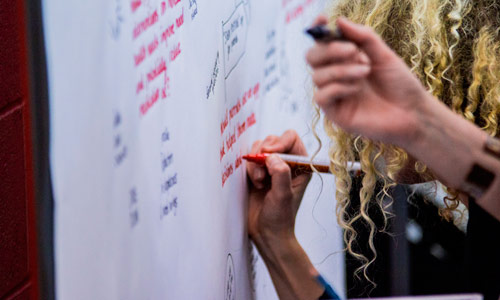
[42,0,345,298]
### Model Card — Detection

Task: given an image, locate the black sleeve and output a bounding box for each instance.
[318,290,331,299]
[464,199,500,300]
[318,290,336,300]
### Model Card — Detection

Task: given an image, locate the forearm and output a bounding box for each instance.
[252,232,324,300]
[404,95,500,220]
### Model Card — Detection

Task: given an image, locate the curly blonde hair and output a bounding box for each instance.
[318,0,500,285]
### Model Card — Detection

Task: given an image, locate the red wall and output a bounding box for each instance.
[0,0,39,299]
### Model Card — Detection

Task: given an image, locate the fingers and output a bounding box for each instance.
[312,64,370,88]
[261,130,308,156]
[262,134,279,146]
[247,130,308,189]
[247,140,266,189]
[357,52,370,64]
[336,17,393,65]
[266,155,293,200]
[312,15,328,27]
[250,139,263,154]
[314,81,362,107]
[248,130,309,189]
[306,41,359,68]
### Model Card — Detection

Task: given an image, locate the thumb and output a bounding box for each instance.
[266,155,293,200]
[336,17,393,65]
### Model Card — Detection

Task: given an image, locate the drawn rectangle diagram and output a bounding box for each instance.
[222,2,248,79]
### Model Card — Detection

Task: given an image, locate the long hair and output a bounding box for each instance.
[318,0,500,285]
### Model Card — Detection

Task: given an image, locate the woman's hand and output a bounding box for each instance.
[306,16,434,148]
[246,130,311,241]
[307,16,500,222]
[246,130,325,300]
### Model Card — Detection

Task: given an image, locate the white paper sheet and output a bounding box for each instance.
[42,0,344,298]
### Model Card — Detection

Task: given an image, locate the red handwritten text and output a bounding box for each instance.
[220,111,258,161]
[133,10,158,39]
[147,58,167,83]
[136,79,144,94]
[161,24,175,44]
[131,0,142,12]
[222,164,234,187]
[176,8,185,28]
[220,82,260,136]
[220,110,229,135]
[286,5,303,24]
[286,0,315,24]
[169,0,181,8]
[247,112,256,127]
[148,37,159,55]
[161,75,171,99]
[237,121,246,138]
[226,131,236,152]
[161,1,167,14]
[134,46,146,66]
[235,155,242,169]
[140,88,159,116]
[229,99,241,120]
[253,83,260,97]
[220,144,226,161]
[170,42,181,62]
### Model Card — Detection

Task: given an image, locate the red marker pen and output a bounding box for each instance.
[243,153,361,174]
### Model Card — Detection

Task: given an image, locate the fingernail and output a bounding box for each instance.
[267,154,281,166]
[254,168,265,181]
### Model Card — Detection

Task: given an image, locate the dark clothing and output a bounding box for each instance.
[319,291,333,299]
[318,198,500,300]
[465,199,500,300]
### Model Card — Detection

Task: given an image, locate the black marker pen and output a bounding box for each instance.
[305,25,344,43]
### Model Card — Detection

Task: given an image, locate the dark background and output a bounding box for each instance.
[345,176,467,298]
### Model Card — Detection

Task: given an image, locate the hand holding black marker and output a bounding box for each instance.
[305,17,427,147]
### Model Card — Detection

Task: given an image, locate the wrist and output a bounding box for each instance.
[400,93,438,151]
[252,232,325,300]
[251,228,297,257]
[402,93,490,188]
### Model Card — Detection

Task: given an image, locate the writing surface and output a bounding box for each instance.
[42,0,344,298]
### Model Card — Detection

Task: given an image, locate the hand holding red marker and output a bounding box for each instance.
[246,131,355,299]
